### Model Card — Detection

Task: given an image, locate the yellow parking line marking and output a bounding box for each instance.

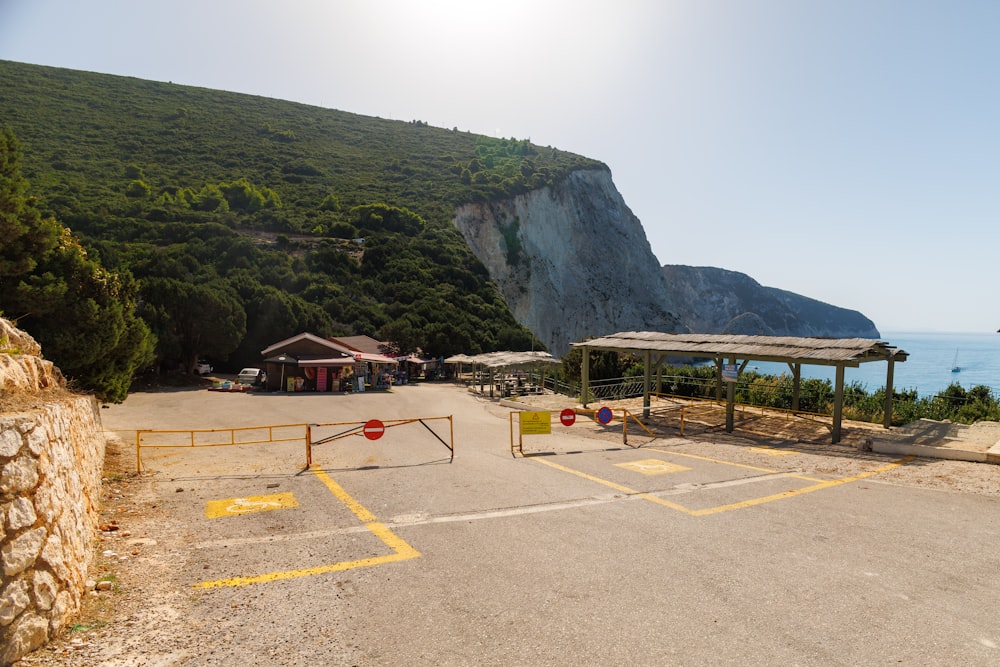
[688,457,912,516]
[533,458,692,512]
[647,448,826,483]
[311,466,379,523]
[196,466,419,589]
[531,454,913,517]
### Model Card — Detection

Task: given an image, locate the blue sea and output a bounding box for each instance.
[747,332,1000,398]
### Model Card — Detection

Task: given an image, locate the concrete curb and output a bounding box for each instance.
[871,440,991,464]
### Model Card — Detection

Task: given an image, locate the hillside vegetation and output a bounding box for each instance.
[0,60,603,396]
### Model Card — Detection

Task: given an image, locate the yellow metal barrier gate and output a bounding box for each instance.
[307,416,454,467]
[135,423,309,472]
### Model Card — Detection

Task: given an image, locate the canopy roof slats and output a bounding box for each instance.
[573,331,907,366]
[462,350,560,368]
[573,331,907,443]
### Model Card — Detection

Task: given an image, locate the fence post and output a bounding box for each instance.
[305,424,312,468]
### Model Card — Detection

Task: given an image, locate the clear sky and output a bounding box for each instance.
[2,0,997,334]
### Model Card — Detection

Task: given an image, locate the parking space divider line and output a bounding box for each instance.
[646,448,827,482]
[530,454,914,517]
[688,456,913,516]
[194,466,420,589]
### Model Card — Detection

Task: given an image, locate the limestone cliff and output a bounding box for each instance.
[662,265,880,338]
[453,169,682,356]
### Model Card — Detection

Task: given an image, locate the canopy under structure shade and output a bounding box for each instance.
[572,332,908,444]
[444,354,476,364]
[460,351,561,398]
[465,350,560,368]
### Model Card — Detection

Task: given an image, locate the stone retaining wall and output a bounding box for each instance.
[1,385,105,663]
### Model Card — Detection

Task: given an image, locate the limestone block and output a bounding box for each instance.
[6,497,36,531]
[0,429,21,459]
[32,569,58,611]
[0,577,30,625]
[32,480,61,525]
[0,612,49,665]
[25,424,47,457]
[40,531,71,584]
[0,456,39,495]
[50,588,75,634]
[1,526,46,577]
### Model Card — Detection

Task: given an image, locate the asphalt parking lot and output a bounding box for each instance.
[83,381,1000,666]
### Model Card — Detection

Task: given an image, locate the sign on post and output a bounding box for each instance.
[559,408,576,426]
[363,419,385,440]
[519,411,552,435]
[723,364,738,382]
[596,406,613,425]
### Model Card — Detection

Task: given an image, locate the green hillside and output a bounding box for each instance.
[0,60,604,386]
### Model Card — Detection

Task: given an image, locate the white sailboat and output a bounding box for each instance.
[951,348,960,373]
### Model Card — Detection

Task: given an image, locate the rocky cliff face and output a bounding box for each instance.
[453,169,682,356]
[662,265,880,338]
[453,169,879,356]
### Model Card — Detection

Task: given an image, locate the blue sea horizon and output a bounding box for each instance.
[745,331,1000,398]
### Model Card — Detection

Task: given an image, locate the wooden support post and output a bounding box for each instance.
[581,346,591,408]
[790,362,801,413]
[643,350,652,418]
[833,364,845,443]
[884,356,896,429]
[725,356,736,433]
[715,356,723,402]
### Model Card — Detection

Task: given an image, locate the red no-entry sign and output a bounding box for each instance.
[559,408,576,426]
[363,419,385,440]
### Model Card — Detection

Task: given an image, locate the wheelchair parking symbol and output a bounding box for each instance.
[205,492,299,518]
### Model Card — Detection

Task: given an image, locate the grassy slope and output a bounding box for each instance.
[0,60,602,231]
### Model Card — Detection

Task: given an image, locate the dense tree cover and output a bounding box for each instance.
[561,352,1000,426]
[0,60,571,381]
[0,129,154,402]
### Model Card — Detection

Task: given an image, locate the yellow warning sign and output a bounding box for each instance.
[205,492,299,518]
[615,459,691,475]
[519,411,552,435]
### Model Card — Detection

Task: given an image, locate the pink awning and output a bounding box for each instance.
[297,356,354,367]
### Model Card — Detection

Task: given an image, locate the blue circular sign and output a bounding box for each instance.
[596,406,613,425]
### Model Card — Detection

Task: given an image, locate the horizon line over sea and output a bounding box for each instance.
[747,331,1000,398]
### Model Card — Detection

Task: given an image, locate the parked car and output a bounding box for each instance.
[237,368,266,386]
[194,360,213,375]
